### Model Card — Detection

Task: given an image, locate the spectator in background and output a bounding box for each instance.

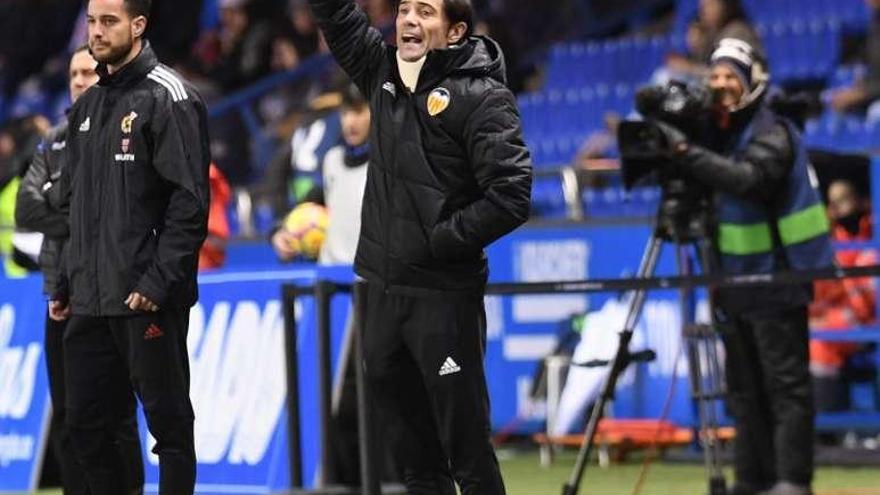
[359,0,395,28]
[257,86,344,221]
[257,1,326,129]
[657,0,761,83]
[285,0,321,58]
[194,0,276,91]
[576,111,621,163]
[271,83,368,264]
[0,115,51,277]
[810,179,877,412]
[827,0,880,115]
[199,164,232,270]
[653,20,709,85]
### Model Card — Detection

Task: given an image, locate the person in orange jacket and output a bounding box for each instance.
[809,179,877,411]
[199,163,232,270]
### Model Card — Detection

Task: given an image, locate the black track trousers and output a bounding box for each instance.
[361,282,505,495]
[45,313,144,494]
[719,306,814,489]
[64,308,195,495]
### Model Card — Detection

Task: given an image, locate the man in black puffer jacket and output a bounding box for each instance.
[308,0,532,493]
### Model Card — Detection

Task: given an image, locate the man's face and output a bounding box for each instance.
[828,181,859,221]
[69,50,99,103]
[709,63,745,110]
[396,0,451,62]
[87,0,144,66]
[341,104,371,147]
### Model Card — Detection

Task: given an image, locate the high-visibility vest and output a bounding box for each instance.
[0,178,27,278]
[716,107,834,274]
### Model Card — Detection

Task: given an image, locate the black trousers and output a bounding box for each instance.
[361,283,505,495]
[719,306,814,490]
[45,313,144,494]
[64,308,195,495]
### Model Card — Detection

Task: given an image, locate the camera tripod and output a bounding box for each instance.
[562,185,728,495]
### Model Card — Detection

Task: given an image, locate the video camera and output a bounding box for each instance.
[617,81,712,190]
[617,81,715,241]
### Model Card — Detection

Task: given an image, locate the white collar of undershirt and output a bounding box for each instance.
[396,52,426,92]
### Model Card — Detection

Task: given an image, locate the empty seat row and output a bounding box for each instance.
[674,0,868,37]
[804,113,880,154]
[760,21,841,82]
[544,35,677,91]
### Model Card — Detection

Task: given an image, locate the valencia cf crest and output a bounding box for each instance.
[121,138,130,153]
[121,111,138,134]
[427,87,451,116]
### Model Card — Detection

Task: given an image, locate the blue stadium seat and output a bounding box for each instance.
[762,20,839,83]
[743,0,866,29]
[531,176,568,218]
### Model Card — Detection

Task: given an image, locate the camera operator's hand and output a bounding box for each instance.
[650,120,689,156]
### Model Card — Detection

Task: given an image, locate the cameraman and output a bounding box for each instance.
[651,39,834,495]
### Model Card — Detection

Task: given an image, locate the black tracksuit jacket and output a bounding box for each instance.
[61,42,210,315]
[309,0,533,292]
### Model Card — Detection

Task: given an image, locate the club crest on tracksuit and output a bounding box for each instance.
[121,111,138,134]
[427,87,451,116]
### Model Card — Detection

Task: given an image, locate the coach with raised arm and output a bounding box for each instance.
[307,0,532,493]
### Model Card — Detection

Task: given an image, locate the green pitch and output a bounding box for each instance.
[29,449,880,495]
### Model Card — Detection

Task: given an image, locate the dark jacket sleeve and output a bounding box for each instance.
[134,94,210,306]
[15,140,69,238]
[430,87,533,259]
[307,0,386,98]
[677,122,794,203]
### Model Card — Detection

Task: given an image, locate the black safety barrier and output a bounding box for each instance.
[485,264,880,295]
[281,263,880,494]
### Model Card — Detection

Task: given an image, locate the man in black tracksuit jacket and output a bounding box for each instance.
[308,0,532,493]
[52,1,210,493]
[15,45,144,495]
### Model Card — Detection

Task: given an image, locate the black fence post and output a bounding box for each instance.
[353,280,381,495]
[282,283,303,488]
[315,280,335,486]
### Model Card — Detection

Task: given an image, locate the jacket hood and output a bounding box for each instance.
[410,35,507,92]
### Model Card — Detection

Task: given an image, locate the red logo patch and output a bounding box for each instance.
[143,323,164,340]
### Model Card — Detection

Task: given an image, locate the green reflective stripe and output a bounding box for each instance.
[778,203,829,246]
[718,222,773,255]
[719,203,829,256]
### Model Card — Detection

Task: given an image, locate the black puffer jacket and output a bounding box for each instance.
[309,0,532,292]
[15,121,69,295]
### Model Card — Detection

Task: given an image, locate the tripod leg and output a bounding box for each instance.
[684,240,727,495]
[561,234,665,495]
